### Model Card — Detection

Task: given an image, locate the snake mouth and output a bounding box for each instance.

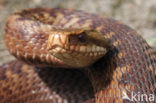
[48,45,107,68]
[48,44,107,57]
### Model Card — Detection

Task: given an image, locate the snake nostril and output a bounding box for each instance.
[68,35,79,45]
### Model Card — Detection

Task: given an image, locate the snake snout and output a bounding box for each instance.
[47,32,68,52]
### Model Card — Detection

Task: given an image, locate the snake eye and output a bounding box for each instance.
[77,32,86,43]
[68,32,87,44]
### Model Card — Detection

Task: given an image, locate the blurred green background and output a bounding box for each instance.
[0,0,156,63]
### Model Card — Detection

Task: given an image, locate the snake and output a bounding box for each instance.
[0,8,155,103]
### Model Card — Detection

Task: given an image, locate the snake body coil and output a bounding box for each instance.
[0,8,155,103]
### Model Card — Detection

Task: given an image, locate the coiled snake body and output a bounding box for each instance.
[0,8,155,103]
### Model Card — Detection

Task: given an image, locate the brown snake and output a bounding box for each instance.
[0,8,155,103]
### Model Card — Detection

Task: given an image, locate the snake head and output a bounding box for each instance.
[47,28,110,68]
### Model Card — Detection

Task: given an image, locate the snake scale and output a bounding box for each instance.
[0,8,155,103]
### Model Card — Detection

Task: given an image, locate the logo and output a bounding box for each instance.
[122,91,155,102]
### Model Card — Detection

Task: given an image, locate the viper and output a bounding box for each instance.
[0,8,155,103]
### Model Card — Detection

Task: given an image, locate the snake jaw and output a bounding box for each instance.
[47,28,109,68]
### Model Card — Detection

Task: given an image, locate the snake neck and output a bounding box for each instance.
[83,47,119,102]
[84,45,155,102]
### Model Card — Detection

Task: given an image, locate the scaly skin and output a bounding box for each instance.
[0,8,155,103]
